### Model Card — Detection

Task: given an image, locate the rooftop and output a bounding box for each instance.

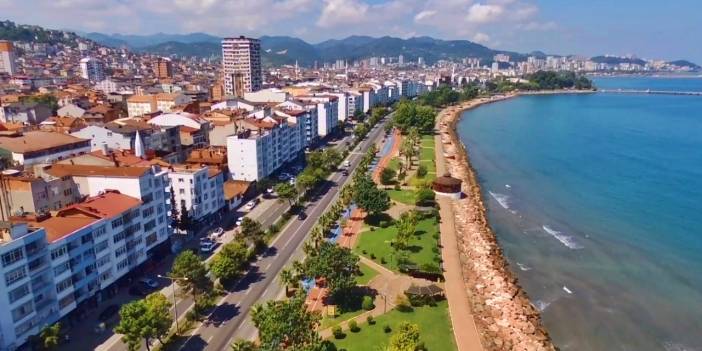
[44,164,150,178]
[0,131,89,153]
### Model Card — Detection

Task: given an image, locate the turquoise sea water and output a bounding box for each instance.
[456,78,702,350]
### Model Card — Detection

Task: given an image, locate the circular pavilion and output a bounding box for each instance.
[432,173,462,199]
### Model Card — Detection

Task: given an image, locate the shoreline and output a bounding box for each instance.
[435,91,589,350]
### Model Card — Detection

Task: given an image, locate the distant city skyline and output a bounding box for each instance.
[0,0,701,63]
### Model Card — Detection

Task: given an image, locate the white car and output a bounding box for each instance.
[235,217,244,226]
[199,240,215,253]
[289,178,296,185]
[244,200,257,211]
[211,227,224,239]
[343,160,351,168]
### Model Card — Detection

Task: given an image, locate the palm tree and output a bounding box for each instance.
[280,268,295,296]
[400,138,415,168]
[231,340,258,351]
[310,226,324,249]
[39,323,61,350]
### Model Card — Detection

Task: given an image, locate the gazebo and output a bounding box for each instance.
[432,173,462,199]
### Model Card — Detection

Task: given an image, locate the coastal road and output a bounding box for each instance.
[179,116,390,351]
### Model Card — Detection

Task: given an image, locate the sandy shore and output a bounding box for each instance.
[436,91,588,350]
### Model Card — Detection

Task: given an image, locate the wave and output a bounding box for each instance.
[562,286,573,294]
[488,191,511,210]
[516,262,531,271]
[534,300,551,312]
[542,225,584,249]
[663,342,697,351]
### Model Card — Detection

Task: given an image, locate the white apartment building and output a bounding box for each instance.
[0,189,170,350]
[226,116,306,181]
[346,91,363,117]
[0,132,91,167]
[295,96,339,137]
[71,123,181,154]
[79,57,105,82]
[126,94,189,117]
[243,88,289,103]
[0,40,17,75]
[166,165,225,221]
[326,92,349,121]
[222,37,262,97]
[275,100,318,145]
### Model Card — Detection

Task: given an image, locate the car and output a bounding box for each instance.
[235,217,244,226]
[98,305,120,322]
[211,227,224,238]
[244,200,257,211]
[289,178,296,185]
[200,240,215,253]
[343,160,351,168]
[129,285,149,297]
[139,277,159,289]
[297,212,307,220]
[342,169,349,176]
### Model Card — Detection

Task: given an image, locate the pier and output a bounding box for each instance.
[599,89,702,96]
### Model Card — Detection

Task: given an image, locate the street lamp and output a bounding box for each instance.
[158,274,188,333]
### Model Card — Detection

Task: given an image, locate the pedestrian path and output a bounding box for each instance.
[372,129,401,183]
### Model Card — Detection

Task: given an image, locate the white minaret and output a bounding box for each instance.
[134,130,145,158]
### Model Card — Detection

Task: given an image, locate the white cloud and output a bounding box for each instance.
[472,32,491,44]
[466,3,504,24]
[414,10,437,22]
[521,21,557,31]
[317,0,369,27]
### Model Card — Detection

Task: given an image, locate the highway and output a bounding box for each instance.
[178,116,390,350]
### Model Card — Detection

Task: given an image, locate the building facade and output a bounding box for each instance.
[79,57,105,82]
[0,40,17,76]
[221,37,262,97]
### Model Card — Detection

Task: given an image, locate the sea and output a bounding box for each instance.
[456,76,702,350]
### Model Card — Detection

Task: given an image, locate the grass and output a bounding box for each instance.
[332,301,457,351]
[386,189,415,205]
[320,307,367,329]
[353,218,440,272]
[386,158,400,173]
[356,261,379,285]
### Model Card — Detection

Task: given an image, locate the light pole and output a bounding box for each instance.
[158,275,188,333]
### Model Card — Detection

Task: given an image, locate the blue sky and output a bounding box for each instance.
[0,0,700,63]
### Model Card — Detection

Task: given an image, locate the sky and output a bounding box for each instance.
[1,0,700,63]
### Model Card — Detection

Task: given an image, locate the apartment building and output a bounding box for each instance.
[275,100,318,144]
[147,112,210,148]
[71,121,181,156]
[153,57,173,79]
[221,37,262,97]
[0,102,52,125]
[0,40,17,75]
[79,57,105,82]
[0,170,80,215]
[166,164,225,222]
[0,188,171,350]
[126,93,189,117]
[295,95,339,137]
[0,131,91,167]
[226,116,306,181]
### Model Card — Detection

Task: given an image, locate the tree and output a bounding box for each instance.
[169,186,179,229]
[354,123,369,139]
[353,176,390,216]
[210,239,249,282]
[302,241,359,299]
[177,203,192,232]
[274,182,298,206]
[240,218,265,247]
[388,322,421,351]
[380,167,397,186]
[279,267,297,296]
[231,340,259,351]
[251,293,322,350]
[171,251,212,299]
[394,211,417,251]
[115,293,173,351]
[415,187,435,206]
[400,138,415,167]
[38,323,61,350]
[353,109,365,122]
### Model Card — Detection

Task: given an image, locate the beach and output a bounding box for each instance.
[436,93,569,351]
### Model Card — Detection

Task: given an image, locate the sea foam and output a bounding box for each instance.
[542,225,584,249]
[534,300,551,312]
[516,262,532,271]
[489,191,511,210]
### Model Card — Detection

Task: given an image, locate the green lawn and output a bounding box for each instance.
[386,158,400,173]
[356,262,379,285]
[420,134,435,148]
[386,189,415,205]
[320,307,366,329]
[332,301,457,351]
[353,218,440,272]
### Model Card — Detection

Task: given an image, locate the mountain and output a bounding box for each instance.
[84,32,221,48]
[136,41,221,58]
[0,20,83,46]
[260,36,320,66]
[590,55,647,66]
[667,60,700,69]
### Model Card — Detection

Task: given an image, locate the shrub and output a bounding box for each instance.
[394,184,401,191]
[417,164,428,177]
[362,249,367,254]
[370,253,376,260]
[383,324,392,333]
[380,257,387,264]
[349,320,360,333]
[332,326,344,339]
[366,315,375,325]
[379,220,390,228]
[362,295,375,311]
[416,341,427,351]
[396,294,413,312]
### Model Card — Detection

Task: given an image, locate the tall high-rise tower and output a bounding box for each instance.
[221,36,262,97]
[153,57,173,79]
[0,40,17,76]
[80,57,105,82]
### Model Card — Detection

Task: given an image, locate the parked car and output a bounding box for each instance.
[139,277,159,289]
[211,227,224,238]
[343,160,351,168]
[98,305,120,321]
[289,178,296,185]
[235,217,244,226]
[298,212,307,220]
[342,169,349,176]
[129,285,149,297]
[244,200,257,211]
[200,240,215,253]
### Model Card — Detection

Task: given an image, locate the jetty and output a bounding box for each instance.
[599,89,702,96]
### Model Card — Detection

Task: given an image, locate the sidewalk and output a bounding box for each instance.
[372,129,401,183]
[434,130,486,351]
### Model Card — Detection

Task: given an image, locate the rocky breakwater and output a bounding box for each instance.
[438,97,555,351]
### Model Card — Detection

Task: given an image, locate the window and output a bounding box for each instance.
[114,245,127,258]
[142,206,154,218]
[11,301,33,322]
[8,283,30,303]
[5,267,27,287]
[2,248,24,267]
[179,189,185,195]
[178,178,184,183]
[96,255,111,268]
[116,259,128,270]
[93,225,107,238]
[56,278,72,294]
[113,231,126,243]
[51,246,68,260]
[144,220,156,232]
[53,261,70,277]
[111,218,123,229]
[94,240,109,254]
[81,233,92,245]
